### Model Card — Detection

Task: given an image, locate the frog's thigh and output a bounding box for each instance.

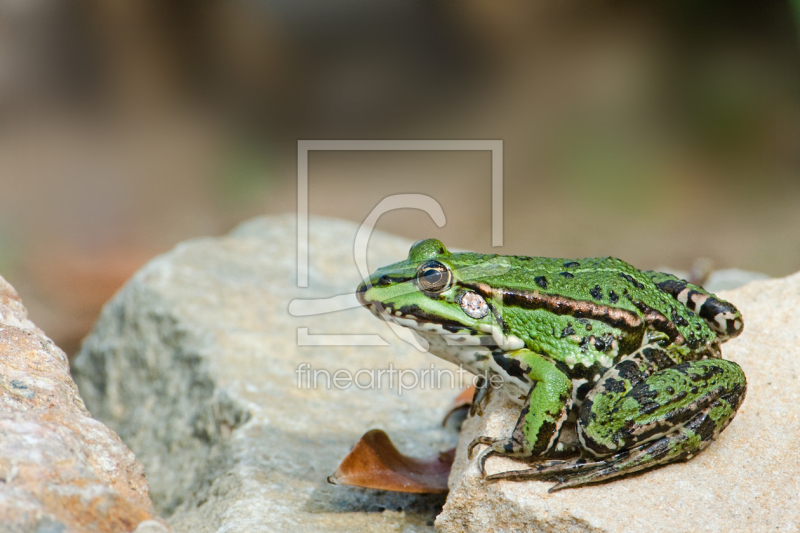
[578,359,746,457]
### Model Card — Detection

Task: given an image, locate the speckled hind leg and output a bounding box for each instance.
[549,404,732,491]
[485,358,746,490]
[572,357,746,489]
[484,409,717,492]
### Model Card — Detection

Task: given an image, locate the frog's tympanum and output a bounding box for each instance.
[357,239,746,491]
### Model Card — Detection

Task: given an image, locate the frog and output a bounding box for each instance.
[356,238,746,491]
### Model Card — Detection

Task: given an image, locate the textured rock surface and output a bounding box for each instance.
[0,275,168,533]
[72,215,463,532]
[437,272,800,533]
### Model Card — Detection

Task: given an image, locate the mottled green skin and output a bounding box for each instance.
[357,239,746,490]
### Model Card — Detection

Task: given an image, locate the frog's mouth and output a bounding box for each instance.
[357,287,489,343]
[358,279,503,344]
[361,299,471,333]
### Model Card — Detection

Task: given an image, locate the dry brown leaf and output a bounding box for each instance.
[328,429,455,494]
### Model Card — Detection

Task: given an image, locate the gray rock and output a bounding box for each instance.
[0,275,168,532]
[437,272,800,533]
[72,215,463,533]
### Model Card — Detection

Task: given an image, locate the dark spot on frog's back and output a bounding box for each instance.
[561,324,575,338]
[654,278,688,298]
[535,276,548,289]
[608,290,619,303]
[560,272,575,279]
[563,261,580,268]
[618,272,645,290]
[670,307,689,327]
[589,285,603,300]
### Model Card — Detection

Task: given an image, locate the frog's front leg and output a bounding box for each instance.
[468,349,572,473]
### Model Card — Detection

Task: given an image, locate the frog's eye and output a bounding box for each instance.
[415,261,452,293]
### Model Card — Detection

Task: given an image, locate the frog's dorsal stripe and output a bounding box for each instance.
[652,279,743,338]
[465,282,684,344]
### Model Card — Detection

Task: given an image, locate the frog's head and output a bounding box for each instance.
[356,239,502,338]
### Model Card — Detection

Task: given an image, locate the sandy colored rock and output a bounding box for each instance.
[437,272,800,533]
[0,275,168,533]
[72,215,463,532]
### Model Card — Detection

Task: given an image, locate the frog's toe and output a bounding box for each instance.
[476,447,497,476]
[467,436,495,460]
[469,377,493,417]
[484,457,606,484]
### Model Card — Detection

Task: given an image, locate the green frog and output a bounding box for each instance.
[356,239,746,491]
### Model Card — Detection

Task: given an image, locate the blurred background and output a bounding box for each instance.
[1,0,799,356]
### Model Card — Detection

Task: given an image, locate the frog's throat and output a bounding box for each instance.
[363,300,535,402]
[362,298,533,353]
[364,300,500,371]
[363,300,501,347]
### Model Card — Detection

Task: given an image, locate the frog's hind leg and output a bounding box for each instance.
[564,358,746,489]
[486,358,746,491]
[485,408,726,492]
[549,408,723,491]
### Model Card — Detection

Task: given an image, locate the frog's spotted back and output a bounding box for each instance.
[646,271,744,341]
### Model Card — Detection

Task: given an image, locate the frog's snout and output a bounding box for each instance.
[356,273,393,306]
[355,280,369,306]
